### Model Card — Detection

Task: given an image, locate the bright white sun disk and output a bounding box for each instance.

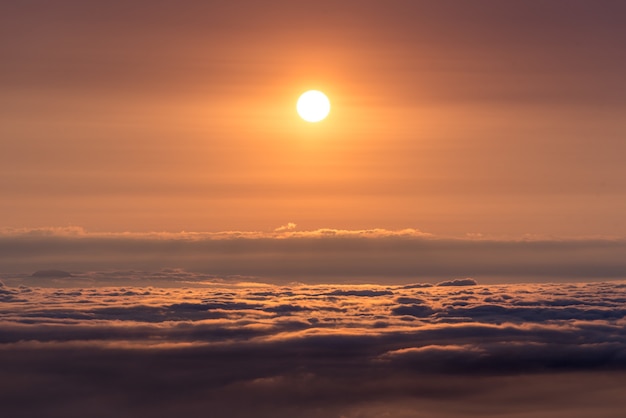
[297,90,330,122]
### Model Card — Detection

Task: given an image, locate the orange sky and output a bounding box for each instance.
[2,1,626,236]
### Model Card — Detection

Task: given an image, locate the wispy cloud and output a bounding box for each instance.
[0,226,432,240]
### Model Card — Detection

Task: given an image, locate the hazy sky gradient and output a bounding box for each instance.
[3,0,626,235]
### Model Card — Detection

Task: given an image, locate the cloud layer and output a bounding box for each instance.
[1,275,625,417]
[2,227,626,283]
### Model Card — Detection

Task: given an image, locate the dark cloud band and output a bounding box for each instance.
[2,231,626,282]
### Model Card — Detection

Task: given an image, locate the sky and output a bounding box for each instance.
[3,0,626,237]
[2,1,626,417]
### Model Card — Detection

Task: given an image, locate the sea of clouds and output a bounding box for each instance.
[1,271,625,417]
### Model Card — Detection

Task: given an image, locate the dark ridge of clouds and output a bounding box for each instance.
[263,304,311,314]
[401,283,434,289]
[2,229,626,283]
[439,305,626,323]
[91,304,229,323]
[31,269,73,278]
[1,350,625,418]
[395,297,426,304]
[437,278,478,287]
[325,289,394,297]
[391,304,436,318]
[5,323,625,376]
[379,341,626,374]
[0,280,26,303]
[1,333,626,417]
[0,289,19,303]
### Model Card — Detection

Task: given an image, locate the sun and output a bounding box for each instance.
[297,90,330,123]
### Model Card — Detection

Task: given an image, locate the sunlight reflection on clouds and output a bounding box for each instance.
[1,275,626,417]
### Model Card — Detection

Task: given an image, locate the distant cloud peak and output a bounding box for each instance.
[436,278,478,287]
[274,223,297,232]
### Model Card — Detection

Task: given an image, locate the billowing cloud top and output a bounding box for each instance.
[1,275,626,417]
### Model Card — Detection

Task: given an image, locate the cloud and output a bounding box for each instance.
[401,283,434,289]
[274,223,297,232]
[325,289,394,297]
[436,278,478,287]
[1,278,626,416]
[0,226,89,237]
[391,304,436,318]
[0,226,431,240]
[31,269,73,278]
[2,228,626,283]
[379,341,626,374]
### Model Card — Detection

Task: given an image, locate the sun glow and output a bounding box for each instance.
[297,90,330,122]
